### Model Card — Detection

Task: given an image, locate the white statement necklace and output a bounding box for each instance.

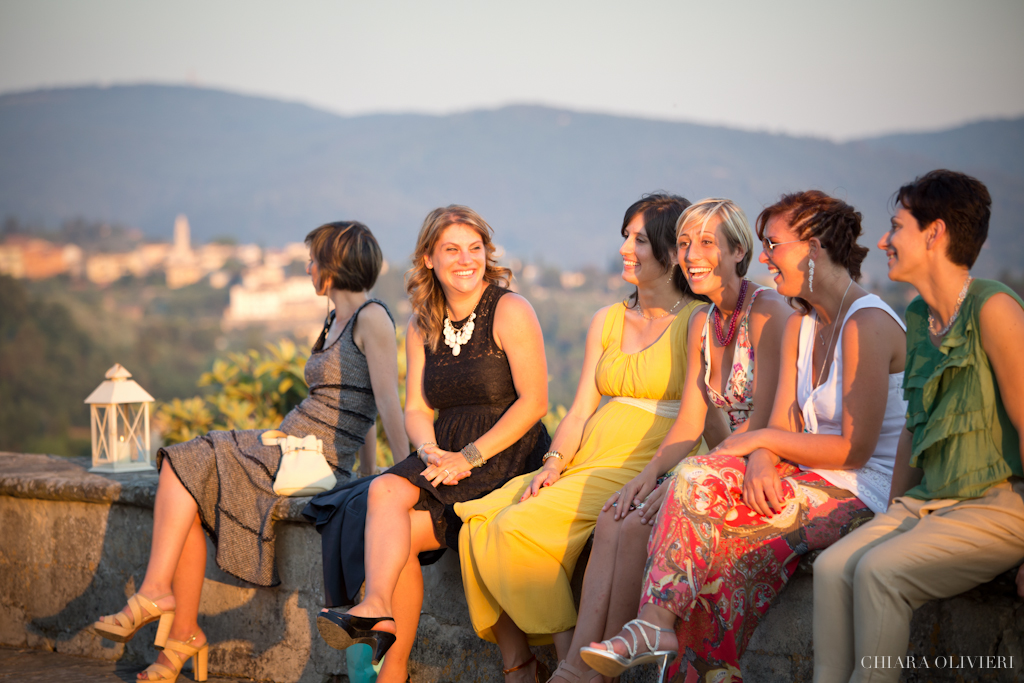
[443,307,477,356]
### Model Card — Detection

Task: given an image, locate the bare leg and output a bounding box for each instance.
[374,509,435,683]
[345,474,438,628]
[601,513,652,641]
[552,630,573,666]
[138,513,208,680]
[554,508,631,683]
[493,612,536,683]
[99,463,200,626]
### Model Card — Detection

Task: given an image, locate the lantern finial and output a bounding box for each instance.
[105,363,133,381]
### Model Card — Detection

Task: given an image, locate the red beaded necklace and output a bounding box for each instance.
[712,278,749,346]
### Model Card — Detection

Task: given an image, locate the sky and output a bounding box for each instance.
[1,0,1023,140]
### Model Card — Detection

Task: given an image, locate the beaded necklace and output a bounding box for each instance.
[712,278,749,346]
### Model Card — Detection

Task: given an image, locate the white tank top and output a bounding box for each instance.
[795,294,907,513]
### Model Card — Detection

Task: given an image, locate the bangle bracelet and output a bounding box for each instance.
[542,451,563,464]
[417,442,436,464]
[461,442,485,468]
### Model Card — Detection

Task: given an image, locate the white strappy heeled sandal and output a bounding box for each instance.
[579,618,677,682]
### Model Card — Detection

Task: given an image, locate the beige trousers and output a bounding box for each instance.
[812,478,1024,683]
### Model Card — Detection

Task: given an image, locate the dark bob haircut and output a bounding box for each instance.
[305,221,383,292]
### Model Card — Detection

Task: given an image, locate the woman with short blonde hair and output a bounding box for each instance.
[550,198,788,683]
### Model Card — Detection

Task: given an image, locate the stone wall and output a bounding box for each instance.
[1,452,1021,683]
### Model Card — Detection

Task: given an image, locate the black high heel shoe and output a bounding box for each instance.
[316,611,397,664]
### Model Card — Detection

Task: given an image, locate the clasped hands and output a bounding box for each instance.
[419,444,472,488]
[711,430,789,518]
[602,467,667,525]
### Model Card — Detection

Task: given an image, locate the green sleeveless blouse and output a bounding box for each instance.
[904,278,1024,500]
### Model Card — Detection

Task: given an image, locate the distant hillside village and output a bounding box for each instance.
[0,214,615,342]
[0,215,339,335]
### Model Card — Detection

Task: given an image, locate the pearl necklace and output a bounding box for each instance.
[443,307,477,356]
[928,276,973,337]
[637,298,683,321]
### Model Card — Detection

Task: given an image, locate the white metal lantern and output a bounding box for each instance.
[85,363,155,472]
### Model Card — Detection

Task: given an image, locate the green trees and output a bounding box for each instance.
[0,276,110,455]
[156,340,308,444]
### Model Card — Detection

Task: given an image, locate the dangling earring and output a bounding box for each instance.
[808,258,815,293]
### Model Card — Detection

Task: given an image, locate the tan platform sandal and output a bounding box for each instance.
[137,631,208,682]
[92,592,175,649]
[546,660,582,683]
[547,659,603,683]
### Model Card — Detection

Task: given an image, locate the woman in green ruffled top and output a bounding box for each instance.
[812,169,1024,683]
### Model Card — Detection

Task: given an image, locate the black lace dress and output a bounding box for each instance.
[390,283,550,552]
[304,284,548,605]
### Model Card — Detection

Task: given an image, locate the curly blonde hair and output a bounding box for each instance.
[406,206,511,352]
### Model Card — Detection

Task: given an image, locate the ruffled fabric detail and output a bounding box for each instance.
[902,283,1021,500]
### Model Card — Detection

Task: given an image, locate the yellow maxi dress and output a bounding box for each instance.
[455,300,707,644]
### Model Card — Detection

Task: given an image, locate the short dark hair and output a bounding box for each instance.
[893,169,991,268]
[621,193,706,303]
[305,221,383,292]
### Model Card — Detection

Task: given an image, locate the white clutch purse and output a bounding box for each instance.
[261,432,337,497]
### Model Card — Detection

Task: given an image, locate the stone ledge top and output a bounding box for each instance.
[0,452,312,522]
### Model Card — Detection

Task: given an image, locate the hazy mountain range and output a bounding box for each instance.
[1,85,1022,280]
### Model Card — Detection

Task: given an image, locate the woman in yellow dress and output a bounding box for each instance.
[456,194,727,683]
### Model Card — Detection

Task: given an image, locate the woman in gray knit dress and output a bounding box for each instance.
[92,221,408,682]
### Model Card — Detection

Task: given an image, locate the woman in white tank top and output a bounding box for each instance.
[581,191,906,683]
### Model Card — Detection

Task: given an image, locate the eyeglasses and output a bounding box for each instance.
[761,237,804,254]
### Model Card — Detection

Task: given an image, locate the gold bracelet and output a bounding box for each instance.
[541,451,563,464]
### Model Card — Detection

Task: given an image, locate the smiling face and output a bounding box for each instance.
[619,214,671,286]
[878,205,929,283]
[758,214,810,297]
[677,215,744,298]
[423,223,487,298]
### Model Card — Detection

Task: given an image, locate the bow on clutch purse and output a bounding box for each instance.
[261,431,337,497]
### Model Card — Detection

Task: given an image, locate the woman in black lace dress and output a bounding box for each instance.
[316,206,550,683]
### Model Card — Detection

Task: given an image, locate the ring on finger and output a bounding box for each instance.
[443,469,450,478]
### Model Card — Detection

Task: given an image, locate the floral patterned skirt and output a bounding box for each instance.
[642,454,874,683]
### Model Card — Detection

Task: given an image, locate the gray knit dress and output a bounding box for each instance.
[158,300,390,586]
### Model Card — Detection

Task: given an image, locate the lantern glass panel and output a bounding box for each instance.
[90,402,153,472]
